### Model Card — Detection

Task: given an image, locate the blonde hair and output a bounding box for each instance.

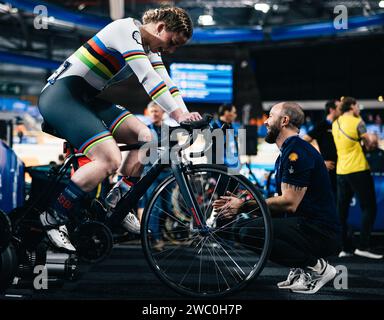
[142,7,193,39]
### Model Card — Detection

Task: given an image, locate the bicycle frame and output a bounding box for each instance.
[108,136,207,231]
[24,116,213,233]
[171,161,206,229]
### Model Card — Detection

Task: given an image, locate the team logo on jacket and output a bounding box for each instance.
[288,152,299,162]
[132,31,142,45]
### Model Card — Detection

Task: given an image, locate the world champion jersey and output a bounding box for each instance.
[48,18,187,114]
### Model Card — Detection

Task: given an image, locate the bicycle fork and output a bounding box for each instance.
[171,162,208,234]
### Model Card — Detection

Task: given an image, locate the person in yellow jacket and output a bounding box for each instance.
[332,97,382,259]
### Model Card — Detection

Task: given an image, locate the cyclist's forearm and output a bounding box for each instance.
[154,66,188,113]
[139,69,180,114]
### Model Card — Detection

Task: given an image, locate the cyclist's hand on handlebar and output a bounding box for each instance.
[178,112,202,122]
[170,109,202,123]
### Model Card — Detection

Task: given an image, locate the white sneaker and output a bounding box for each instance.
[338,251,353,258]
[292,262,337,294]
[354,249,383,259]
[277,268,304,289]
[40,211,76,252]
[121,213,140,234]
[287,272,313,291]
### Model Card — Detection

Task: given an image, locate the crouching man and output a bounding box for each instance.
[214,102,341,294]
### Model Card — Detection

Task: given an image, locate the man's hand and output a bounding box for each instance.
[170,108,202,123]
[212,192,244,219]
[324,160,335,171]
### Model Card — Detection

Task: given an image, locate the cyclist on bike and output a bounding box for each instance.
[37,7,201,252]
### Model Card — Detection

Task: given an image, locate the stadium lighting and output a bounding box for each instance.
[198,14,215,26]
[254,2,270,13]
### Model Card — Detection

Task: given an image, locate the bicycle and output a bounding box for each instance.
[1,114,272,298]
[244,162,277,198]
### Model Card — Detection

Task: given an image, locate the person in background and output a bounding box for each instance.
[332,97,383,259]
[303,99,340,196]
[15,117,26,144]
[137,101,172,251]
[366,113,374,125]
[213,102,341,294]
[210,104,239,168]
[58,154,65,166]
[303,115,314,134]
[49,161,57,168]
[365,134,384,173]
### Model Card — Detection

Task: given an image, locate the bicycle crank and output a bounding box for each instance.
[72,221,113,264]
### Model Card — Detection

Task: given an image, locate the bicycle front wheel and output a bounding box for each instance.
[141,164,272,298]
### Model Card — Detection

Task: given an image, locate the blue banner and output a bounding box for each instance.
[0,97,30,112]
[0,51,60,70]
[0,141,25,213]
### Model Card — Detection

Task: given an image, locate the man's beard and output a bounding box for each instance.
[265,125,280,144]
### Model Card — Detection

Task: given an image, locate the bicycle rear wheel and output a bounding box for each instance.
[141,164,272,297]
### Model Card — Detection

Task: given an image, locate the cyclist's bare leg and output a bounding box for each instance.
[40,138,122,251]
[104,116,152,233]
[113,116,153,178]
[71,139,122,192]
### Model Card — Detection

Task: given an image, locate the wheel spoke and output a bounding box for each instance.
[143,166,271,297]
[209,232,257,269]
[203,173,222,218]
[162,184,191,218]
[152,233,201,261]
[211,207,264,236]
[206,236,244,283]
[178,236,209,287]
[152,204,189,228]
[198,175,208,221]
[212,188,251,224]
[204,237,231,290]
[208,234,246,277]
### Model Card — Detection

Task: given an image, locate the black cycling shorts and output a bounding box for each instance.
[38,76,132,154]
